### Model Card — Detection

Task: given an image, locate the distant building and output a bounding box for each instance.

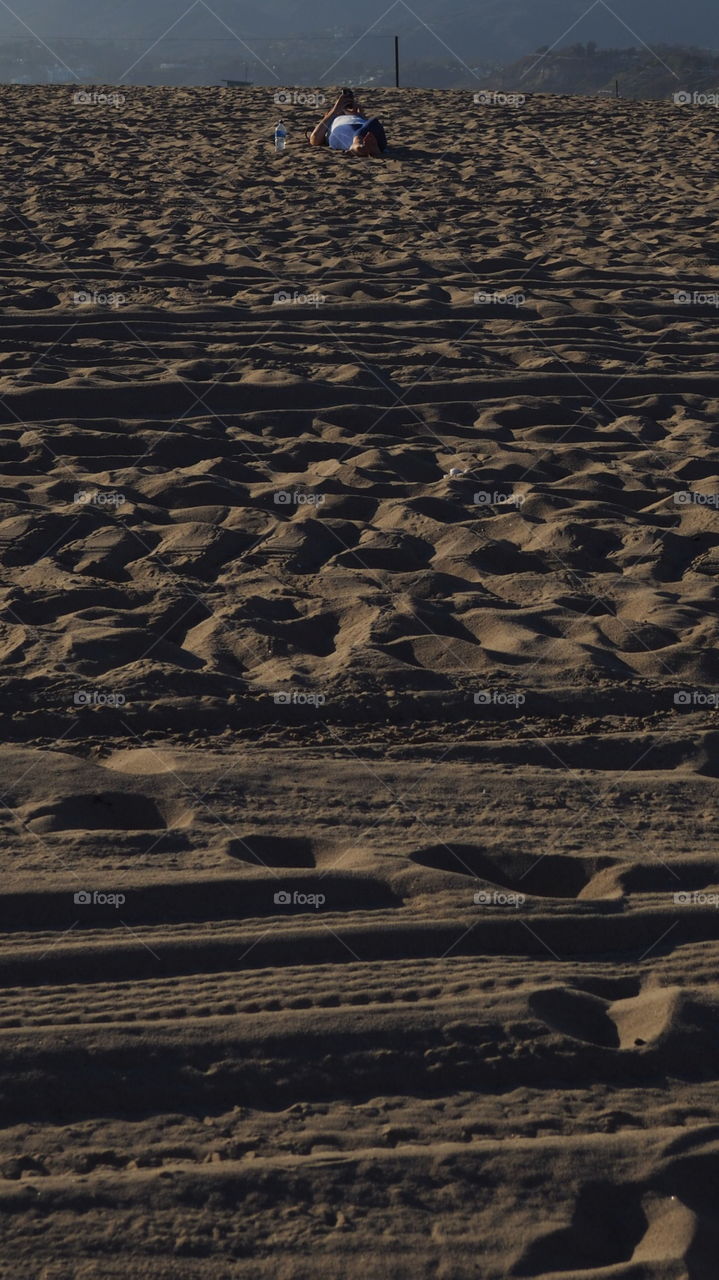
[47,66,76,83]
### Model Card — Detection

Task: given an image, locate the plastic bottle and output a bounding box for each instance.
[274,120,287,151]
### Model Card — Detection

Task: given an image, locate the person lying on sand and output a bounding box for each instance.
[308,90,388,156]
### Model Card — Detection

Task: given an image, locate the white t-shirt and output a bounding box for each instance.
[328,113,368,150]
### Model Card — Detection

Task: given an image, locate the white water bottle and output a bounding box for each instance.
[274,120,287,150]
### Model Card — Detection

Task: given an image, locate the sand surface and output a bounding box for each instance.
[1,84,719,1277]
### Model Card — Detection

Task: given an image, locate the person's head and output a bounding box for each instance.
[350,131,382,158]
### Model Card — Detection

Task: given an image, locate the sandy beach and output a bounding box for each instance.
[1,83,719,1277]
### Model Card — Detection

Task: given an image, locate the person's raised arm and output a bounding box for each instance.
[308,93,352,146]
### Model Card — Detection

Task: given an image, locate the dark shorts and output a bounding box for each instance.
[357,117,388,151]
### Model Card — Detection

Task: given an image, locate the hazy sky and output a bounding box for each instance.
[0,1,715,64]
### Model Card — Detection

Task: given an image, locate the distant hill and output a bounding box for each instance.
[477,43,719,99]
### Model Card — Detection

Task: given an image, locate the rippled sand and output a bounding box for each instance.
[1,84,718,1278]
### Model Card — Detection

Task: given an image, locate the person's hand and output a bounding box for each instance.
[331,92,352,114]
